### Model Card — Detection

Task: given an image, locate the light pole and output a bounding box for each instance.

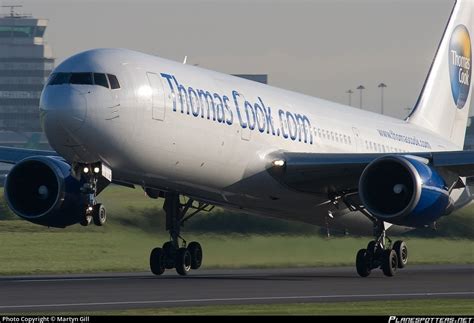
[356,85,365,109]
[346,89,354,106]
[378,83,387,115]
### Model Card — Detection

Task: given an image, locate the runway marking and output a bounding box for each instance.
[0,292,472,310]
[9,277,145,283]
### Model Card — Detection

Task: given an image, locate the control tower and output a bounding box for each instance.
[0,5,54,132]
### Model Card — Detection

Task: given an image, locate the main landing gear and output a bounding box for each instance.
[149,192,213,276]
[338,193,408,277]
[356,220,408,277]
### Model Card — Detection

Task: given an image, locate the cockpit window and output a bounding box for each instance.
[70,73,93,85]
[49,73,71,85]
[48,72,120,89]
[107,74,120,89]
[93,73,109,88]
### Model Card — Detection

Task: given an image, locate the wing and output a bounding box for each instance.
[0,146,135,191]
[0,146,60,164]
[267,150,474,195]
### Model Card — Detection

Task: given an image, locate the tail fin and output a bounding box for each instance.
[408,0,473,149]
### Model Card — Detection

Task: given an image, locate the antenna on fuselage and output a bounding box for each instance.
[182,56,187,65]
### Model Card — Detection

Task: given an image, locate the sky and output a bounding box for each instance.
[2,0,455,118]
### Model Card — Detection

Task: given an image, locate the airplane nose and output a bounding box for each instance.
[40,86,87,134]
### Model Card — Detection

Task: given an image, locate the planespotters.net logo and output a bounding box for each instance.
[388,316,473,323]
[449,24,471,109]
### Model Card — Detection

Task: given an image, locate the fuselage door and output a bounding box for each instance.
[352,127,361,152]
[146,72,166,121]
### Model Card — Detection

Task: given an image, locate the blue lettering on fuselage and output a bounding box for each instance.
[159,73,313,145]
[232,90,248,129]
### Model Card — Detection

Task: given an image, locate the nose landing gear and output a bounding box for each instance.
[76,163,110,227]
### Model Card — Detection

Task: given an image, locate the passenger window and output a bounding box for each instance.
[49,73,71,85]
[70,73,93,85]
[94,73,109,88]
[107,74,120,89]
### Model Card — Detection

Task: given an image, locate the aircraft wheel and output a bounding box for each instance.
[92,204,106,226]
[175,247,192,276]
[150,247,165,275]
[393,240,408,268]
[356,249,371,277]
[187,241,203,269]
[80,215,92,226]
[162,241,175,269]
[366,240,376,255]
[381,249,398,277]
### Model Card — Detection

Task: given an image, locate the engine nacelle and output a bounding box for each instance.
[4,156,84,228]
[359,155,450,227]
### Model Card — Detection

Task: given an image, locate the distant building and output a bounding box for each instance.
[0,131,50,149]
[0,8,54,132]
[232,74,268,84]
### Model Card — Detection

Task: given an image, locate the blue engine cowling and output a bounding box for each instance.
[4,156,85,228]
[359,155,451,227]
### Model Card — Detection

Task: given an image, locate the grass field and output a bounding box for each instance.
[0,220,472,274]
[0,186,472,275]
[43,299,473,315]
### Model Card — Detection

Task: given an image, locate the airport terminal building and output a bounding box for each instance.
[0,11,54,132]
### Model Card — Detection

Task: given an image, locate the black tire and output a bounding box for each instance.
[393,240,408,268]
[366,240,376,255]
[93,204,107,226]
[80,215,92,226]
[175,247,192,276]
[356,249,371,277]
[162,241,175,269]
[187,241,203,270]
[150,247,165,275]
[381,249,398,277]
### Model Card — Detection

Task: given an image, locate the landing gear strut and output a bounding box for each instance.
[339,192,408,277]
[77,163,108,227]
[150,192,211,276]
[356,220,408,277]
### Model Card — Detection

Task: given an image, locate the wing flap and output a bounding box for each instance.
[430,150,474,177]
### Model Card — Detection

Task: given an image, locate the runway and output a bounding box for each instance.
[0,265,472,312]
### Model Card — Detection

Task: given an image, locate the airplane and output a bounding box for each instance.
[0,0,472,277]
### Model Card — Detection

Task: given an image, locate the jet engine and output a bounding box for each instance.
[4,156,84,228]
[359,155,450,227]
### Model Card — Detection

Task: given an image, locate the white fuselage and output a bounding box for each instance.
[39,49,462,233]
